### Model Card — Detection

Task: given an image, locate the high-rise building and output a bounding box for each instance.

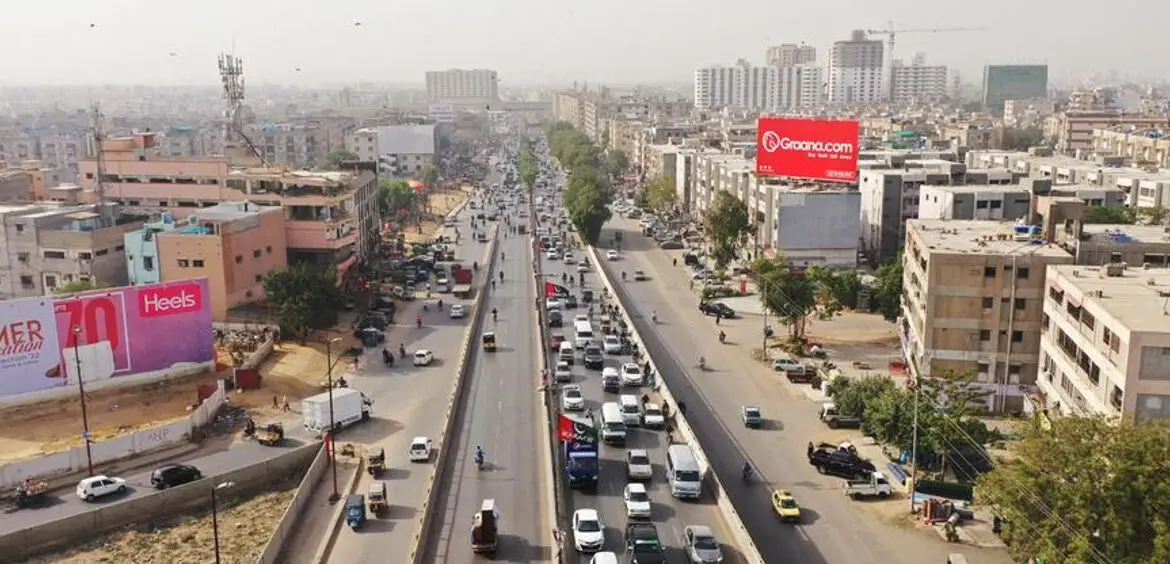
[766,44,817,66]
[828,30,884,105]
[890,54,949,103]
[693,60,775,111]
[424,69,499,103]
[774,65,824,110]
[982,65,1049,112]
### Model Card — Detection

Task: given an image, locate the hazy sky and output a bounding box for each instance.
[2,0,1167,87]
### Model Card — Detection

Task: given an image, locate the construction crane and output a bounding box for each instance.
[864,22,986,70]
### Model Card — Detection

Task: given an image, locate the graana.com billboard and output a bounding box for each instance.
[756,117,860,182]
[0,279,215,398]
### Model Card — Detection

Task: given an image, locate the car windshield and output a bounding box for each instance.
[676,470,701,482]
[780,499,798,509]
[568,458,598,472]
[629,454,650,465]
[745,409,760,417]
[577,519,601,532]
[644,408,662,417]
[565,389,582,398]
[632,539,661,552]
[692,535,718,550]
[629,490,649,502]
[586,347,601,355]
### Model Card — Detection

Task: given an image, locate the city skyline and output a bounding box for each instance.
[1,0,1167,87]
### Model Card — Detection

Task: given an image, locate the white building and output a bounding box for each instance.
[693,60,776,111]
[425,69,499,103]
[345,125,437,176]
[1038,264,1170,422]
[890,54,949,104]
[767,44,817,66]
[427,104,456,124]
[775,65,824,110]
[828,30,884,105]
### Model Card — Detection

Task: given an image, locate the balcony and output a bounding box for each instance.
[285,221,358,250]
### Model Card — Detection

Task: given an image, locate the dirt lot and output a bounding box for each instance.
[403,188,470,244]
[31,481,298,564]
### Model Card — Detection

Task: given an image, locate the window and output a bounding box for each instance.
[95,249,108,257]
[983,266,996,278]
[266,245,273,254]
[1015,298,1026,310]
[977,362,990,374]
[1049,285,1064,304]
[1017,267,1030,279]
[235,255,243,264]
[981,297,994,309]
[979,330,991,341]
[177,259,190,267]
[14,224,24,233]
[19,275,34,288]
[254,274,262,283]
[43,250,66,259]
[44,275,57,288]
[77,251,93,260]
[192,260,205,268]
[114,245,125,251]
[1012,330,1024,343]
[143,256,154,271]
[1102,326,1113,346]
[16,252,29,263]
[253,249,262,258]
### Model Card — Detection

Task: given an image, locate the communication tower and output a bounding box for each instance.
[89,103,107,205]
[217,53,264,163]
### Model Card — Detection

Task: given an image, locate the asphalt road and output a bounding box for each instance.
[326,193,492,562]
[596,215,1014,564]
[422,201,549,562]
[538,215,742,561]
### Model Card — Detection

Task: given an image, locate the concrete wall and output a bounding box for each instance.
[0,379,226,489]
[0,441,320,562]
[0,362,214,409]
[255,444,329,564]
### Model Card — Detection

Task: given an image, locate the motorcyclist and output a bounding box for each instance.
[742,461,753,481]
[698,355,706,369]
[473,261,479,271]
[501,251,506,261]
[678,401,687,416]
[491,279,496,290]
[399,343,407,359]
[651,310,658,323]
[499,271,504,281]
[719,330,726,343]
[621,271,627,281]
[562,272,568,283]
[474,445,485,467]
[416,315,422,328]
[492,308,498,322]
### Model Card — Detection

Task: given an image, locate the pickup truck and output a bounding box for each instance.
[845,471,893,500]
[819,403,862,429]
[625,522,667,564]
[807,441,876,480]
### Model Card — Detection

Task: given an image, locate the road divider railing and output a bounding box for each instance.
[407,224,501,564]
[0,441,321,563]
[254,443,330,563]
[310,456,364,564]
[587,245,765,564]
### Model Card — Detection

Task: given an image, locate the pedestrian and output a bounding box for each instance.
[272,394,278,409]
[282,396,291,412]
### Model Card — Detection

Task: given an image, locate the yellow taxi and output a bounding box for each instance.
[771,489,802,523]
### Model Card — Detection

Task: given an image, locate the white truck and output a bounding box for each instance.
[844,471,893,500]
[302,388,373,434]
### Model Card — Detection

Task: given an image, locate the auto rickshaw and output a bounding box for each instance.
[367,481,388,517]
[482,332,497,352]
[256,422,284,446]
[367,447,386,477]
[344,494,367,530]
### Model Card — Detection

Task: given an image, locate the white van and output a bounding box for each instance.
[666,444,703,499]
[618,394,642,427]
[599,402,627,445]
[559,341,575,365]
[573,320,595,349]
[589,552,619,564]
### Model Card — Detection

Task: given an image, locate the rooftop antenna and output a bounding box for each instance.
[217,52,265,164]
[89,102,107,205]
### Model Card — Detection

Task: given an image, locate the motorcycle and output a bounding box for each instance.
[698,357,707,370]
[742,465,753,483]
[399,344,407,359]
[382,349,393,366]
[719,331,726,344]
[416,316,423,328]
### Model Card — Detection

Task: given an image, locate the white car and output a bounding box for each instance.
[574,314,590,323]
[563,252,576,264]
[626,449,653,480]
[561,385,586,411]
[554,361,573,382]
[620,363,643,386]
[546,298,563,310]
[408,436,433,462]
[602,366,620,384]
[633,270,647,281]
[642,403,666,428]
[449,304,466,319]
[624,483,652,519]
[77,475,127,502]
[413,349,434,366]
[547,250,561,260]
[606,250,620,260]
[436,277,450,292]
[602,335,623,355]
[572,508,605,552]
[576,263,590,274]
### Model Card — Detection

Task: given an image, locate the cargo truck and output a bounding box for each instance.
[302,388,374,434]
[452,265,474,298]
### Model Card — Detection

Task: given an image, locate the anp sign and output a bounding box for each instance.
[756,117,859,182]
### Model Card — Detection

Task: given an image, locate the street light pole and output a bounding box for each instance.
[325,337,342,503]
[210,481,234,564]
[72,326,94,477]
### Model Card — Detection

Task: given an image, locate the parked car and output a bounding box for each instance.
[772,356,811,382]
[150,463,202,489]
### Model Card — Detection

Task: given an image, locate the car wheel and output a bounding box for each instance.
[85,493,95,501]
[118,485,126,493]
[817,465,827,474]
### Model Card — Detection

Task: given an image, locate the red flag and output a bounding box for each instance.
[557,414,575,441]
[545,280,556,298]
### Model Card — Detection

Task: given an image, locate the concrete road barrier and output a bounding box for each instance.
[0,442,321,563]
[254,444,330,564]
[588,245,765,564]
[310,459,364,564]
[407,224,501,564]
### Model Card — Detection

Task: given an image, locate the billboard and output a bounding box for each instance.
[756,117,860,182]
[0,279,215,398]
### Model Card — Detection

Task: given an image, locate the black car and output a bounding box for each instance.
[583,345,605,369]
[151,463,203,489]
[562,294,578,309]
[807,445,875,479]
[580,289,594,303]
[699,301,736,318]
[626,523,666,564]
[548,309,564,327]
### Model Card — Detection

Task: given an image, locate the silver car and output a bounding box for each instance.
[683,525,724,563]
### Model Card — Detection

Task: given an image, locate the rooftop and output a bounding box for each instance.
[189,201,279,222]
[908,219,1072,258]
[375,124,436,155]
[922,183,1115,194]
[1078,224,1170,247]
[1049,264,1170,334]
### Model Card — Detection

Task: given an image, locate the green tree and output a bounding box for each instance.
[378,179,419,219]
[759,265,817,340]
[604,150,630,177]
[863,387,917,452]
[871,256,904,323]
[805,266,861,317]
[644,177,677,212]
[999,126,1046,150]
[517,139,539,188]
[261,263,344,339]
[1082,206,1135,224]
[832,375,897,418]
[704,191,753,268]
[917,370,994,471]
[322,148,358,170]
[977,417,1170,564]
[54,279,106,295]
